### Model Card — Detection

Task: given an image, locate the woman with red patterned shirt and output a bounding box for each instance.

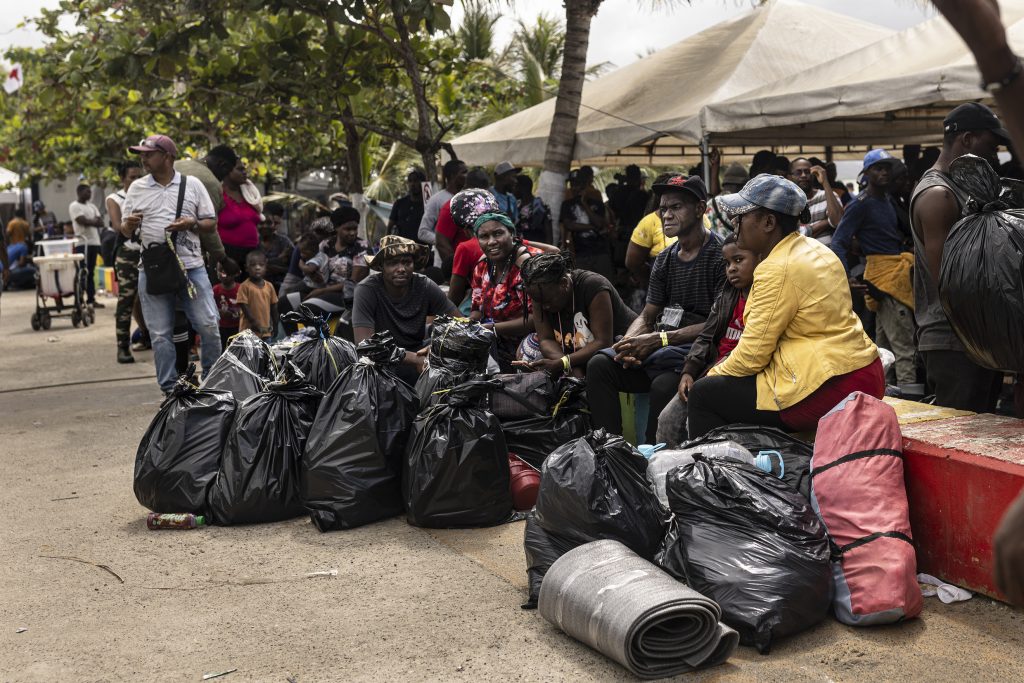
[468,211,541,371]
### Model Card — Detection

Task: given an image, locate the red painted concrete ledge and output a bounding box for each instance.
[899,411,1024,600]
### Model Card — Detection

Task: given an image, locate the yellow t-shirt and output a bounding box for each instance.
[630,211,716,258]
[629,212,675,258]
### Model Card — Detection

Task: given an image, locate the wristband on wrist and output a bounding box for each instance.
[981,53,1023,93]
[561,355,571,372]
[660,332,669,348]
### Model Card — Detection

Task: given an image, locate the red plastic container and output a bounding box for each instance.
[509,453,540,511]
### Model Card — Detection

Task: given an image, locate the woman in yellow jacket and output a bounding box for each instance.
[687,174,884,437]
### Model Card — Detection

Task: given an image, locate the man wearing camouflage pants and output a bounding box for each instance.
[107,160,145,363]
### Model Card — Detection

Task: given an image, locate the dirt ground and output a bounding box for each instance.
[1,288,1023,682]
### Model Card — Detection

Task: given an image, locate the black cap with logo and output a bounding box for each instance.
[943,102,1010,144]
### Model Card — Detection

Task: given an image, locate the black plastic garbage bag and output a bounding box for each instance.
[522,510,577,609]
[134,366,235,514]
[282,305,358,391]
[664,455,832,653]
[414,365,473,409]
[207,363,323,525]
[301,334,419,531]
[404,378,513,528]
[429,315,494,370]
[940,154,1024,372]
[683,424,813,498]
[416,316,495,408]
[501,377,591,469]
[201,349,268,403]
[534,429,665,557]
[221,329,277,378]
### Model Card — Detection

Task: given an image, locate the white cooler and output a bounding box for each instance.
[34,253,84,297]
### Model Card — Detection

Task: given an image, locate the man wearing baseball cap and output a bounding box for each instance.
[120,134,222,394]
[830,149,916,387]
[686,174,883,438]
[909,102,1007,412]
[587,174,725,444]
[491,160,521,219]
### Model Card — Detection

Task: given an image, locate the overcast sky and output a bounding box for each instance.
[2,1,935,67]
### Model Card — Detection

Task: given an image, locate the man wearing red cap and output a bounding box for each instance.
[119,134,221,394]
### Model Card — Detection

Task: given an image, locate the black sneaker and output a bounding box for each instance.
[90,301,106,309]
[117,346,135,364]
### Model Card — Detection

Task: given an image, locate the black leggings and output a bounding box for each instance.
[686,374,786,439]
[585,353,681,444]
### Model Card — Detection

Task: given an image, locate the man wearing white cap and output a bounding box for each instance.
[490,160,520,218]
[120,134,221,394]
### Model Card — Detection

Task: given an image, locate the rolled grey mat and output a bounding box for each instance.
[539,540,739,679]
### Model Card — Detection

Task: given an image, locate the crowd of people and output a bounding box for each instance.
[0,101,1018,447]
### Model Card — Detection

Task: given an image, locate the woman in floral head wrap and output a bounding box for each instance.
[449,188,541,371]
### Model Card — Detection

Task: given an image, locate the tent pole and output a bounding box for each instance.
[700,135,711,190]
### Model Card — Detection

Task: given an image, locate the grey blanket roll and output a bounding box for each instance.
[538,540,739,679]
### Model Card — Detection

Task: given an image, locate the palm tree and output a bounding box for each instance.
[511,14,566,106]
[456,0,502,62]
[535,0,683,241]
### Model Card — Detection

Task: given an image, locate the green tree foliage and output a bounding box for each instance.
[0,0,462,187]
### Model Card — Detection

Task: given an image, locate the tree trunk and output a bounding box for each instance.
[342,101,370,239]
[539,0,601,244]
[390,0,439,185]
[342,102,364,195]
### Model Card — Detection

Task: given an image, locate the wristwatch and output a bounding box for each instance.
[981,53,1023,94]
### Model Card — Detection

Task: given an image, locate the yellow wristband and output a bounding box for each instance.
[660,332,669,348]
[561,355,571,372]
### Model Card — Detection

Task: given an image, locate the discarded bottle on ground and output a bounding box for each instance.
[147,512,206,530]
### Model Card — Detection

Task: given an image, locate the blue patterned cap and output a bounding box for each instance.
[716,173,807,217]
[860,148,896,175]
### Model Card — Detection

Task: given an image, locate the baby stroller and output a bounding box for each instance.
[30,238,94,330]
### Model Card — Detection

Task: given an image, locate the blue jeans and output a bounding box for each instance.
[138,265,222,392]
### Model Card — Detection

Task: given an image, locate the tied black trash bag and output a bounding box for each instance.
[683,424,813,498]
[663,455,832,653]
[939,154,1024,372]
[524,429,665,606]
[522,510,577,609]
[207,363,323,525]
[301,333,419,531]
[501,377,591,469]
[416,316,495,408]
[222,329,277,377]
[200,349,268,403]
[404,378,513,528]
[134,365,235,514]
[282,305,358,392]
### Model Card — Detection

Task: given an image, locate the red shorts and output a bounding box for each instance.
[780,358,886,432]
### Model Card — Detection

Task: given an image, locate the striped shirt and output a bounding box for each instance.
[647,230,726,319]
[804,189,838,246]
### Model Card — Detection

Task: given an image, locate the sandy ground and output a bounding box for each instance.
[1,287,1023,682]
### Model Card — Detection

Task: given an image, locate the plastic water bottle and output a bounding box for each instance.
[146,512,206,530]
[647,449,697,507]
[698,440,754,465]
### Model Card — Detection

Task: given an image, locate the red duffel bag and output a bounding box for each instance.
[810,391,922,625]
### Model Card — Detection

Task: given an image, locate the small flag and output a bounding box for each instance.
[4,63,23,94]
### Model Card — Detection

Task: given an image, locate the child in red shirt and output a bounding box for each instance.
[213,257,242,351]
[678,233,758,399]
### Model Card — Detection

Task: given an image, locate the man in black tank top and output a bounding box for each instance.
[909,103,1007,412]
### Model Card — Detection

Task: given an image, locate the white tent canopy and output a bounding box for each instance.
[0,166,19,203]
[450,0,891,167]
[678,0,1024,149]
